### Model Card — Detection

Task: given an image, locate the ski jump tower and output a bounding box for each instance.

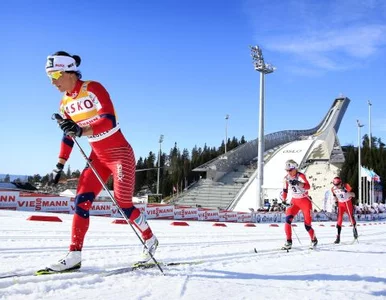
[228,96,350,211]
[188,97,350,212]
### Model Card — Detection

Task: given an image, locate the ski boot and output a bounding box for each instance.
[46,251,82,272]
[137,235,159,264]
[334,235,340,244]
[310,237,318,249]
[281,240,292,251]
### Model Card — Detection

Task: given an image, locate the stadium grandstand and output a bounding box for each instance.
[172,96,350,212]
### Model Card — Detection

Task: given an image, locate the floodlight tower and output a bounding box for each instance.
[225,114,230,153]
[156,134,164,195]
[357,120,364,205]
[250,45,275,209]
[368,100,372,149]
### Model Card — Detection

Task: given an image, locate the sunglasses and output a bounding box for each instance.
[47,70,64,80]
[285,168,296,172]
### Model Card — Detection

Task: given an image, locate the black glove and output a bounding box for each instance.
[281,200,290,207]
[59,119,83,137]
[289,179,299,185]
[51,163,64,185]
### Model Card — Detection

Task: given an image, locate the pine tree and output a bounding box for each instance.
[66,166,71,178]
[341,135,385,201]
[4,174,10,183]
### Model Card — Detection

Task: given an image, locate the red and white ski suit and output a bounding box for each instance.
[58,80,153,251]
[331,183,356,227]
[282,171,315,241]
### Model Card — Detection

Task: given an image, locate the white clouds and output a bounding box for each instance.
[270,25,386,57]
[265,24,386,71]
[344,25,386,57]
[246,0,386,72]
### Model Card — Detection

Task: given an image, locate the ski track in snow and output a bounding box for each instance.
[0,210,386,300]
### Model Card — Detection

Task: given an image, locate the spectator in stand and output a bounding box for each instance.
[356,203,364,214]
[280,159,318,250]
[363,204,371,214]
[44,51,158,273]
[331,177,358,243]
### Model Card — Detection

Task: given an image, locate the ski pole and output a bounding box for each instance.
[282,202,301,245]
[307,196,335,221]
[52,114,164,275]
[292,225,302,245]
[345,200,359,243]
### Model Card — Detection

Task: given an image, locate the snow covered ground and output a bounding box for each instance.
[0,210,385,300]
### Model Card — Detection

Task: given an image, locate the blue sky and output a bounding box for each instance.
[1,0,385,176]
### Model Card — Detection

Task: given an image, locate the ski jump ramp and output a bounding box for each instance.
[227,96,350,212]
[175,97,350,211]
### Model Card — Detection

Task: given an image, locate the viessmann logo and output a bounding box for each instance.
[203,211,219,219]
[148,207,173,217]
[180,209,196,218]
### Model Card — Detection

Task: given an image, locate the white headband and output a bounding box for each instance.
[46,55,77,72]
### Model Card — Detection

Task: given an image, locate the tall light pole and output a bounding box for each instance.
[156,134,164,195]
[250,45,275,209]
[357,120,364,205]
[368,100,373,205]
[225,114,229,153]
[368,100,372,149]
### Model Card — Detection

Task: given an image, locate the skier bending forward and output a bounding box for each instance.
[44,51,158,272]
